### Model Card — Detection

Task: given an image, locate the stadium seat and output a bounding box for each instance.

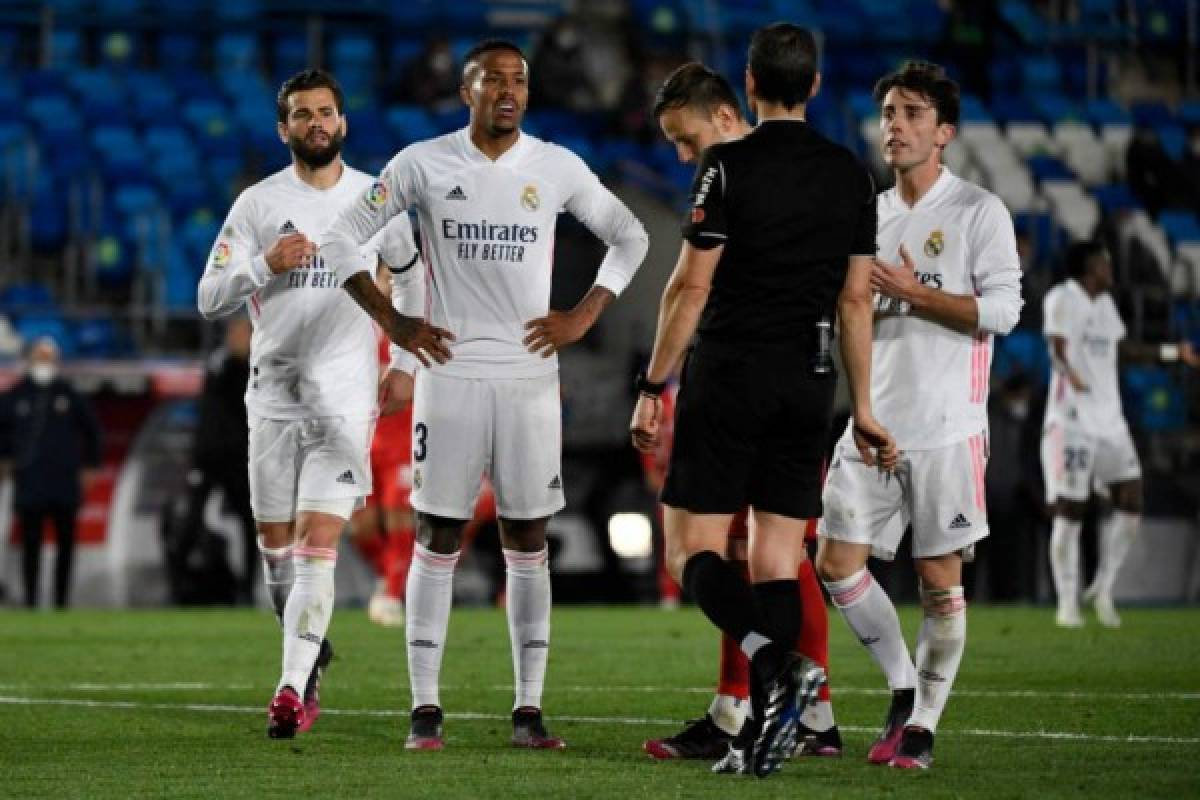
[999,0,1051,45]
[74,316,131,358]
[1007,122,1059,157]
[215,33,261,75]
[1156,123,1186,162]
[156,33,204,71]
[48,29,84,68]
[1091,183,1140,214]
[1099,123,1133,180]
[1054,121,1109,186]
[1170,245,1200,297]
[1042,180,1101,241]
[0,282,56,312]
[13,314,76,356]
[385,105,441,146]
[1122,366,1186,431]
[1158,210,1200,246]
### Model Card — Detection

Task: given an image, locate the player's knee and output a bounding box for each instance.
[498,516,549,552]
[415,512,466,554]
[921,587,966,640]
[814,547,855,584]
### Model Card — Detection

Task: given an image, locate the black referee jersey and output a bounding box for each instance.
[659,118,877,518]
[682,118,876,354]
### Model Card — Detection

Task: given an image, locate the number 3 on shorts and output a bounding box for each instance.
[414,422,428,462]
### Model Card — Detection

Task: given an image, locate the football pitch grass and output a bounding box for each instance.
[1,606,1197,799]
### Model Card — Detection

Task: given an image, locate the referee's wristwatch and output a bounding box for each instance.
[635,370,667,397]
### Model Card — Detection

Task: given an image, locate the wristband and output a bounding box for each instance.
[635,371,667,397]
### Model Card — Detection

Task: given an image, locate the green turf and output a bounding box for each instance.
[0,605,1196,798]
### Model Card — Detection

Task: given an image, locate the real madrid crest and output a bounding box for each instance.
[521,184,540,212]
[924,230,944,258]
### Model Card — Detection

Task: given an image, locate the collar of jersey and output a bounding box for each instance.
[891,166,956,212]
[458,126,528,165]
[285,162,351,194]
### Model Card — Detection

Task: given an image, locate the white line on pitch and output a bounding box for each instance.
[1,695,1197,746]
[0,682,1195,702]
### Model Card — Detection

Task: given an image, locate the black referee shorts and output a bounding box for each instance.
[660,344,835,519]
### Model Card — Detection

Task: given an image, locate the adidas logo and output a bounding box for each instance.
[523,640,549,650]
[860,636,880,646]
[919,668,947,683]
[278,219,298,234]
[445,185,467,200]
[948,513,971,530]
[547,474,562,490]
[409,639,438,649]
[336,470,356,485]
[299,632,322,645]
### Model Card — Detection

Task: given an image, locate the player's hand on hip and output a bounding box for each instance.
[1181,341,1200,368]
[385,315,455,368]
[630,393,663,453]
[265,233,317,274]
[378,368,415,415]
[523,310,586,357]
[871,243,920,303]
[852,414,899,472]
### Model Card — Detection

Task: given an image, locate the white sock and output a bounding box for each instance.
[1094,511,1139,598]
[504,547,552,710]
[258,536,294,625]
[739,632,770,661]
[800,699,836,732]
[908,586,967,733]
[707,693,748,737]
[406,543,460,709]
[1049,517,1083,614]
[824,568,916,690]
[278,546,337,694]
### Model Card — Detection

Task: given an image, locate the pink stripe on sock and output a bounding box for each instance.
[416,547,460,569]
[504,549,548,567]
[294,546,337,561]
[831,571,872,608]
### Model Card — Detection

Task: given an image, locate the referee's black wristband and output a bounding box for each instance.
[635,371,667,397]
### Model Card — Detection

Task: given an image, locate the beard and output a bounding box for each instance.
[289,129,344,169]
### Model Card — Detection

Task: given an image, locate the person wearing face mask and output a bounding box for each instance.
[0,336,101,608]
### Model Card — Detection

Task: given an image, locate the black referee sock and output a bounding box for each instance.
[752,579,802,655]
[681,550,759,644]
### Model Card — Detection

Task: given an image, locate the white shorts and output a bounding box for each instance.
[1040,420,1141,504]
[248,414,374,523]
[410,370,565,520]
[818,430,990,561]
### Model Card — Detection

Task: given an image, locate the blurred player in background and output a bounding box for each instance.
[639,62,842,763]
[322,40,648,751]
[817,61,1022,770]
[197,68,448,739]
[352,262,416,628]
[1042,240,1200,628]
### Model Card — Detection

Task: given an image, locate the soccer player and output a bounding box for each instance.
[197,69,450,739]
[816,61,1023,770]
[355,263,417,629]
[631,25,893,778]
[1042,240,1200,628]
[321,40,648,750]
[640,62,842,761]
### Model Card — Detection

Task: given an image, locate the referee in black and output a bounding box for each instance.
[630,23,896,778]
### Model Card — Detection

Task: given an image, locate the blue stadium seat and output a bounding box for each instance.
[74,317,131,357]
[214,0,261,22]
[95,0,143,14]
[999,0,1051,45]
[13,314,75,356]
[1084,98,1129,127]
[1122,365,1186,431]
[48,29,84,68]
[156,33,204,71]
[388,38,425,71]
[1132,101,1173,128]
[1158,210,1200,245]
[1032,93,1079,125]
[992,329,1051,386]
[271,35,310,83]
[959,94,992,124]
[1091,183,1140,214]
[1177,100,1200,128]
[0,283,56,312]
[215,33,260,74]
[330,34,378,74]
[385,105,440,145]
[1157,123,1186,161]
[29,174,70,251]
[1021,55,1063,92]
[1027,155,1075,183]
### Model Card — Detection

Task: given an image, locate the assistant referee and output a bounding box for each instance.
[630,23,896,777]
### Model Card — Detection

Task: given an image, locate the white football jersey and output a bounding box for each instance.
[870,169,1023,450]
[1042,278,1126,432]
[321,127,648,379]
[198,164,416,420]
